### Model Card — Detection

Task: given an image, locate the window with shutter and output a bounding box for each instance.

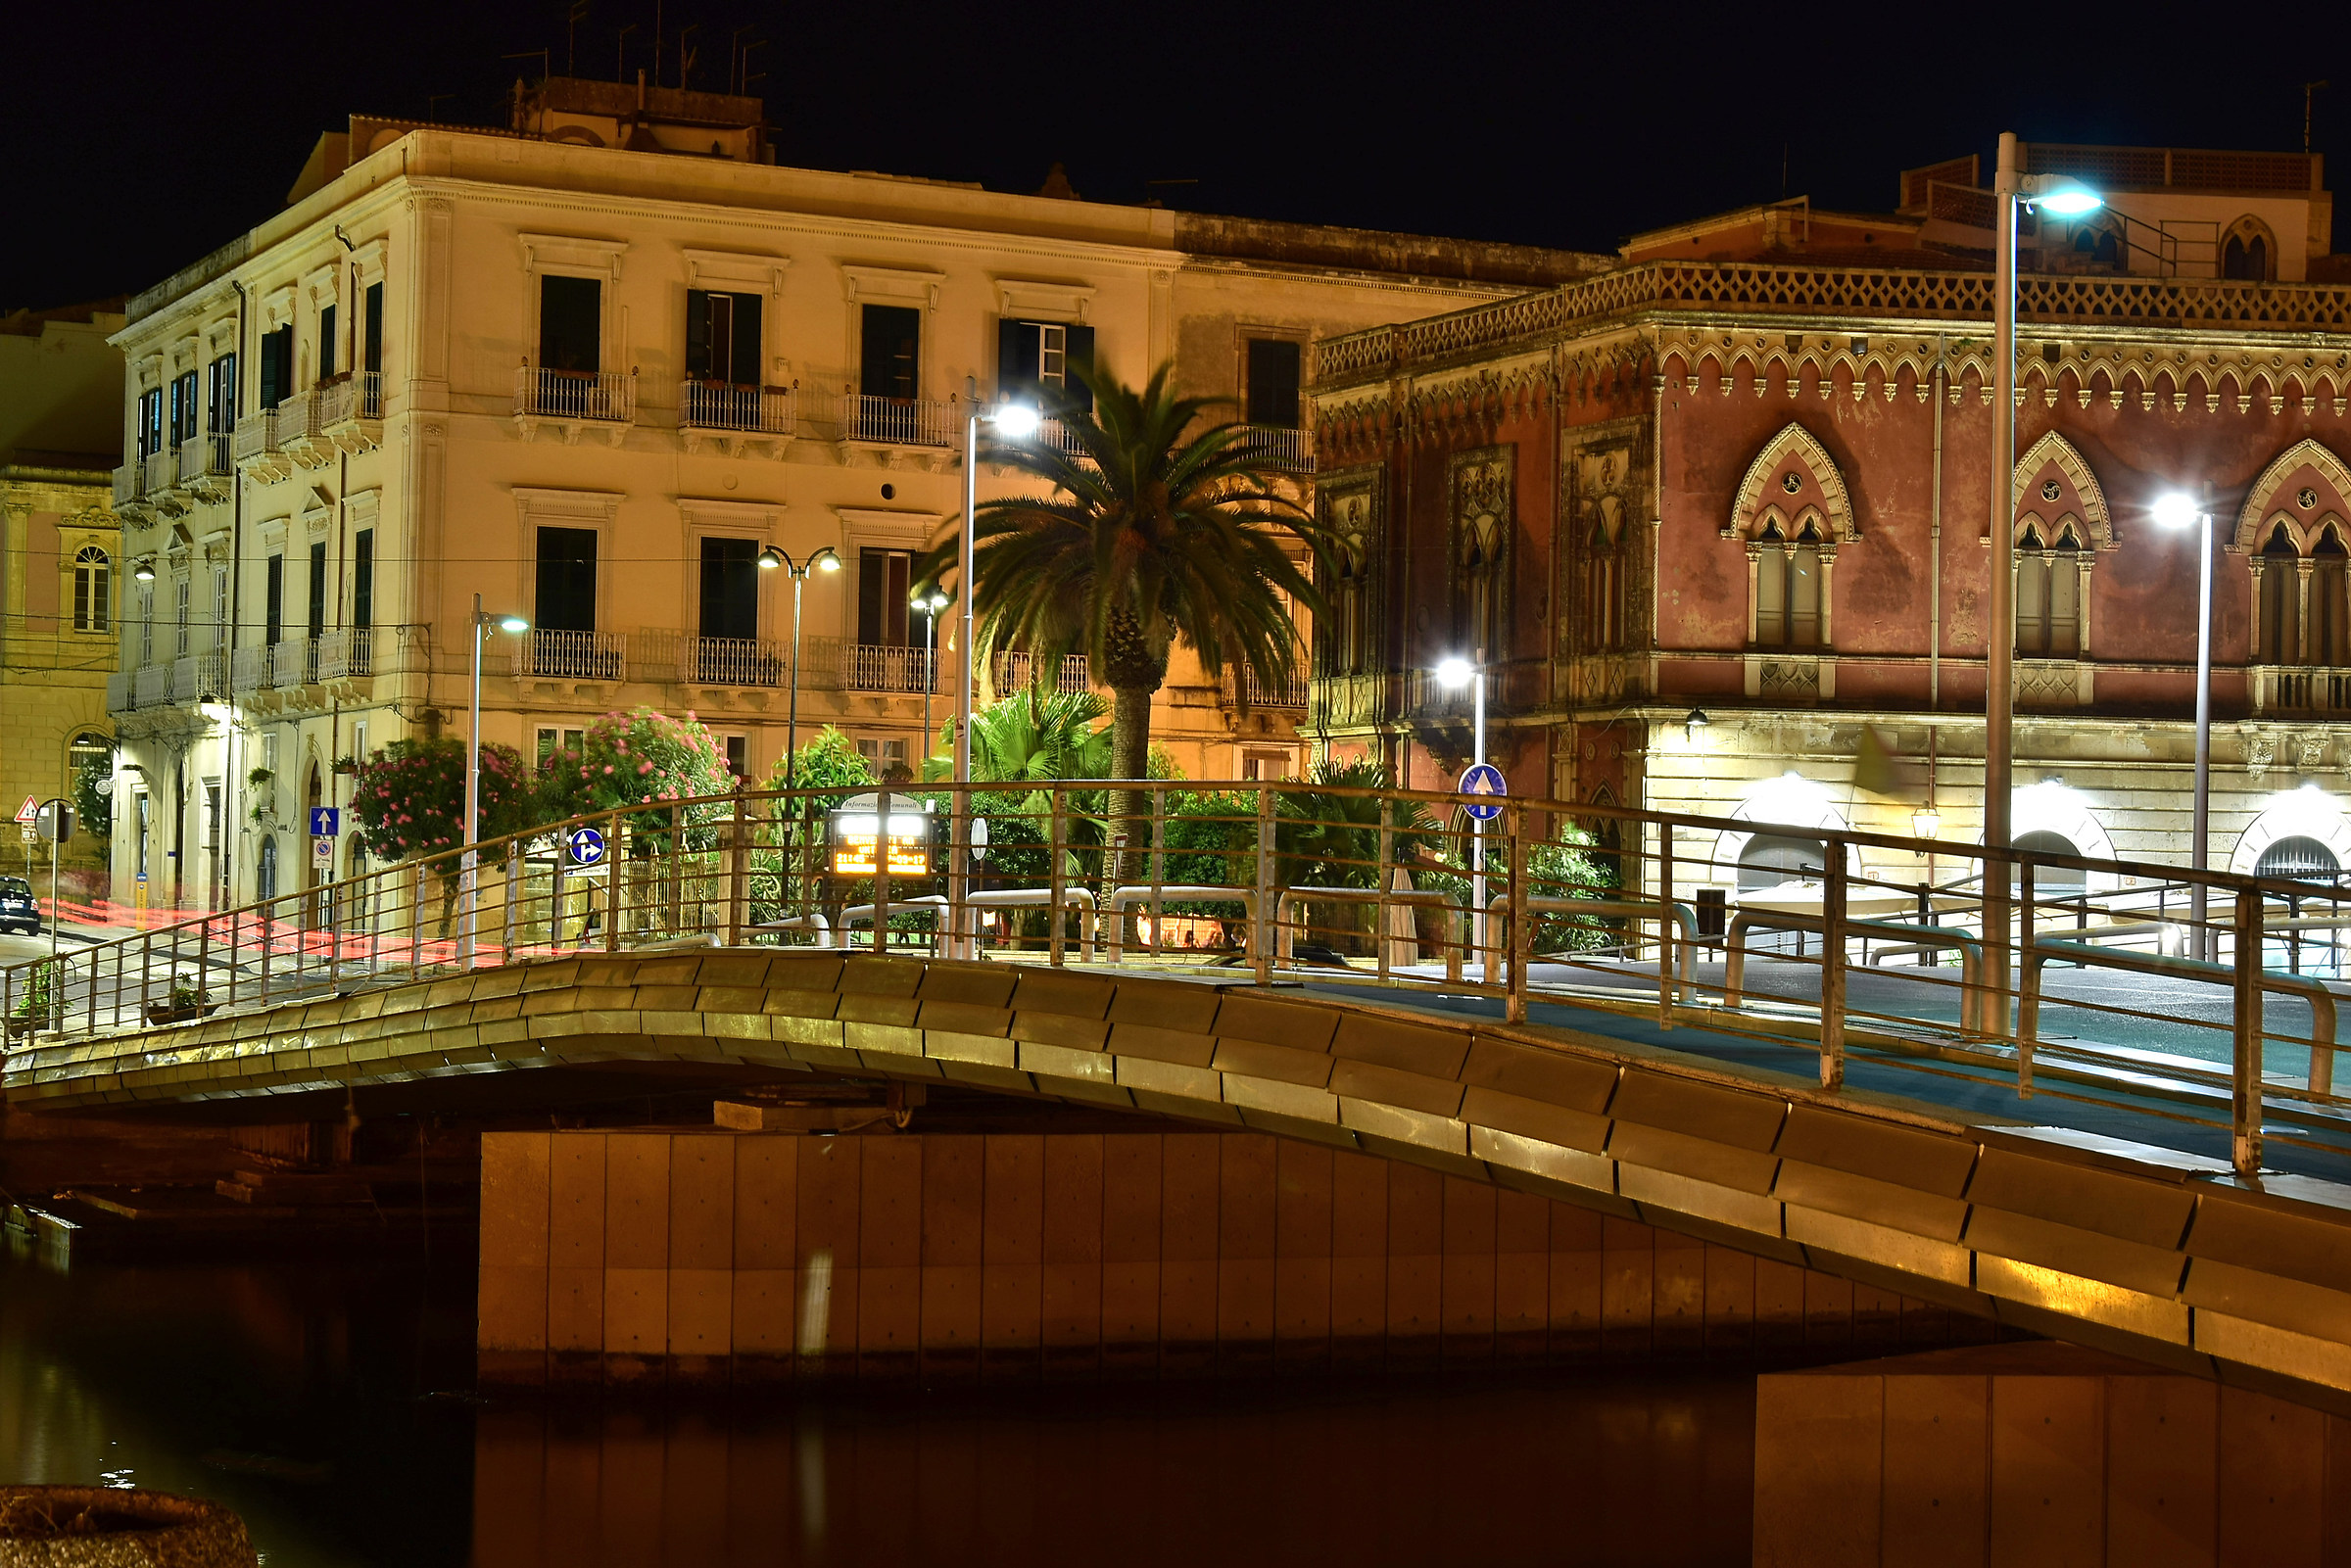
[352,530,373,630]
[1247,339,1302,427]
[259,327,294,410]
[857,548,912,646]
[998,318,1093,412]
[137,389,163,458]
[699,538,760,641]
[318,304,338,382]
[264,555,284,646]
[539,276,601,374]
[308,541,328,639]
[535,528,600,632]
[207,354,238,433]
[860,306,920,400]
[687,290,764,385]
[362,283,384,374]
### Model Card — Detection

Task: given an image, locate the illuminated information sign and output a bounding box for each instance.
[828,806,933,878]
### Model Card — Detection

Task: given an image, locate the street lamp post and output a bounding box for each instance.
[912,589,950,768]
[757,546,842,790]
[951,376,1039,957]
[1986,131,2103,1019]
[2154,489,2217,957]
[1435,652,1489,973]
[462,594,528,968]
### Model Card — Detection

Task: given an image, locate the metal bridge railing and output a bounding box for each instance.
[6,780,2349,1179]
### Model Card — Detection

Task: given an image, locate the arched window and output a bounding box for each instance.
[1460,506,1507,658]
[2259,523,2300,663]
[2256,834,2342,884]
[2223,222,2273,282]
[2314,531,2350,667]
[2013,829,2087,896]
[1753,515,1823,647]
[2016,521,2083,656]
[1738,832,1826,890]
[1583,503,1621,651]
[72,547,110,633]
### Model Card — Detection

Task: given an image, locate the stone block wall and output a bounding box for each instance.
[479,1126,1996,1384]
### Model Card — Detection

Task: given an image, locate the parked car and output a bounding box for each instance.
[0,877,38,935]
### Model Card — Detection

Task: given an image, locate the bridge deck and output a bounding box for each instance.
[9,946,2351,1412]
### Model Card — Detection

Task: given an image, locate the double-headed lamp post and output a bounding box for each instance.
[912,588,950,767]
[1986,131,2102,1015]
[2152,489,2217,957]
[951,377,1040,957]
[1434,652,1489,972]
[755,546,842,790]
[462,594,529,967]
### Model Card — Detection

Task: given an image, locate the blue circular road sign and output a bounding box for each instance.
[568,826,606,866]
[1458,763,1507,821]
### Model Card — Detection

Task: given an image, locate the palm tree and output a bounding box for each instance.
[923,688,1113,797]
[923,359,1329,873]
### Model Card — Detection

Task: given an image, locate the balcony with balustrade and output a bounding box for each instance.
[512,628,628,687]
[104,671,132,715]
[232,408,290,482]
[2251,664,2351,715]
[512,367,637,446]
[176,435,234,503]
[677,381,793,458]
[169,652,226,704]
[1234,424,1316,474]
[832,394,953,471]
[143,450,189,516]
[633,630,794,697]
[278,392,335,470]
[317,372,383,453]
[989,649,1090,697]
[1220,665,1310,711]
[132,663,169,709]
[838,641,940,694]
[111,460,153,522]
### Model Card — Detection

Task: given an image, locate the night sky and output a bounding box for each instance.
[5,0,2347,311]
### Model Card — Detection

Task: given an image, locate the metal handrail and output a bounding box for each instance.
[8,776,2349,1179]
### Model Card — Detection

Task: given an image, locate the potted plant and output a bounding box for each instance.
[145,975,215,1026]
[6,962,52,1040]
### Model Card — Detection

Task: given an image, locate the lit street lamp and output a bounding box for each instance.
[461,594,528,967]
[756,546,842,789]
[1434,651,1490,972]
[1987,130,2101,1014]
[949,377,1040,957]
[912,587,950,769]
[2153,489,2217,957]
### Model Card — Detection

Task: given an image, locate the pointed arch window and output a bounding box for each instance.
[1752,513,1823,647]
[1460,506,1507,657]
[2258,523,2301,664]
[1582,501,1622,651]
[2016,521,2084,656]
[2313,530,2349,666]
[72,546,111,633]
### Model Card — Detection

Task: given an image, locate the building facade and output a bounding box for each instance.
[0,302,123,895]
[104,78,1603,911]
[1307,142,2351,900]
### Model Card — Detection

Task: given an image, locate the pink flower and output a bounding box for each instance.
[638,760,653,775]
[602,765,614,775]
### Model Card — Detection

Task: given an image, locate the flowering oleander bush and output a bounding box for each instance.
[334,737,536,869]
[536,707,738,849]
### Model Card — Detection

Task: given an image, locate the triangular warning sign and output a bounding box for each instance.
[15,796,35,824]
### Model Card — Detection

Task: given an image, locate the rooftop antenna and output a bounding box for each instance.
[501,48,551,84]
[615,22,636,81]
[652,0,662,88]
[679,23,699,90]
[740,36,768,96]
[566,0,590,75]
[729,25,754,94]
[2308,80,2331,156]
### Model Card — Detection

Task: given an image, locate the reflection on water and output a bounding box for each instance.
[2,1243,1754,1566]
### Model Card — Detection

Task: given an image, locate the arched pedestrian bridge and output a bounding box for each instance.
[9,780,2351,1406]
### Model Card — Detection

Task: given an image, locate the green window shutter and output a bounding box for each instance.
[1063,324,1096,412]
[685,289,712,381]
[730,294,762,387]
[998,317,1036,399]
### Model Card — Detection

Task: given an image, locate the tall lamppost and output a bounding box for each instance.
[2153,489,2217,957]
[756,546,841,789]
[912,588,950,768]
[1986,131,2102,1013]
[952,376,1040,957]
[462,594,528,967]
[1434,651,1489,973]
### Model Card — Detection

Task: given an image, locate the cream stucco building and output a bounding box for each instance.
[1,301,123,895]
[104,77,1599,911]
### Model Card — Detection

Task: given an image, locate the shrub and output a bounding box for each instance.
[537,707,738,849]
[334,737,535,867]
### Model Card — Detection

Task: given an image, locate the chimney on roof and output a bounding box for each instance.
[1035,162,1080,201]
